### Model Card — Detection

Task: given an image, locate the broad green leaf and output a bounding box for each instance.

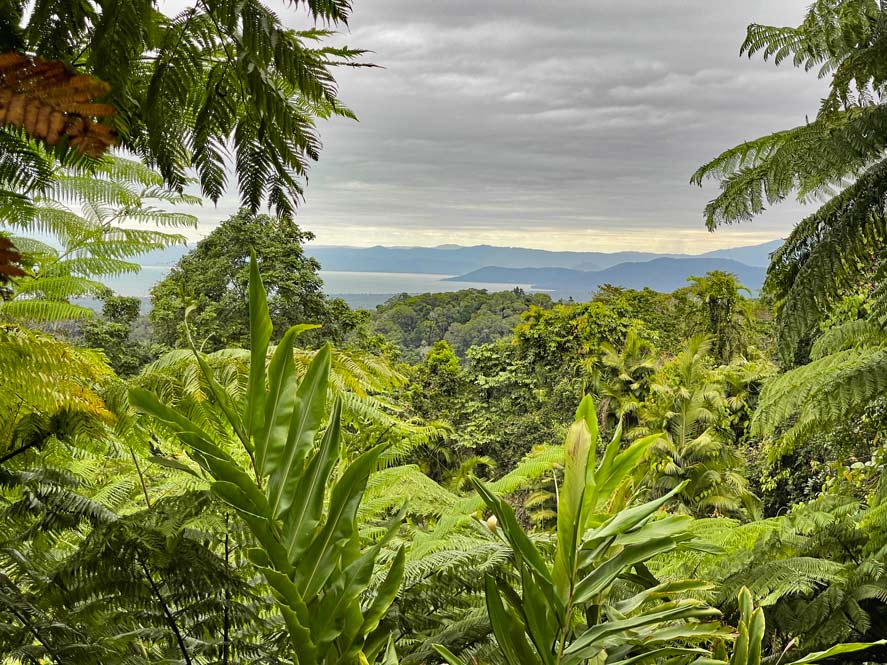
[553,419,593,604]
[174,431,267,509]
[244,250,272,446]
[738,587,753,624]
[182,306,250,450]
[296,444,384,601]
[359,546,406,641]
[518,565,557,665]
[592,432,659,507]
[574,394,599,444]
[565,601,720,663]
[747,608,765,665]
[609,515,693,546]
[630,621,731,645]
[267,344,331,518]
[786,640,887,665]
[593,419,623,487]
[260,566,317,664]
[614,580,713,615]
[730,613,749,665]
[380,636,398,665]
[575,397,599,523]
[256,325,299,477]
[256,324,323,478]
[238,511,293,574]
[283,398,342,561]
[320,513,404,650]
[433,645,468,665]
[472,478,553,585]
[280,606,318,665]
[609,647,710,665]
[146,455,201,478]
[211,481,266,520]
[485,575,544,665]
[573,536,682,605]
[589,481,688,542]
[129,386,210,439]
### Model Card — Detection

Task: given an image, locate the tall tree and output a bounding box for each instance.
[687,271,752,364]
[150,209,360,351]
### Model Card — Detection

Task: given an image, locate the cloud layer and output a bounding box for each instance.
[229,1,828,251]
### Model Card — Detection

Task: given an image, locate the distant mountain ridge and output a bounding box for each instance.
[447,257,767,300]
[307,239,782,274]
[116,239,781,303]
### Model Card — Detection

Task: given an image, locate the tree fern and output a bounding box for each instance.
[0,324,113,457]
[15,0,363,215]
[692,3,887,354]
[752,319,887,460]
[0,155,197,324]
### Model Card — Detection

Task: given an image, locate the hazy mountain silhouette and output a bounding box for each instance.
[447,257,766,299]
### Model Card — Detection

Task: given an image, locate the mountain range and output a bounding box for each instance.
[447,257,767,300]
[121,239,782,304]
[308,239,783,275]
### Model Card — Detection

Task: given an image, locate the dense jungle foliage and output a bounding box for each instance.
[3,0,887,664]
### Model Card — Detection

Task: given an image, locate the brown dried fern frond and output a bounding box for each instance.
[0,236,25,289]
[0,52,116,157]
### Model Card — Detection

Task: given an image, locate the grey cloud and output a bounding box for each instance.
[237,1,829,250]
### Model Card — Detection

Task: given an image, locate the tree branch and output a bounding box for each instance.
[137,555,193,665]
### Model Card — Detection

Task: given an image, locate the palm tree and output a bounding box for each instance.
[588,328,658,431]
[637,336,760,519]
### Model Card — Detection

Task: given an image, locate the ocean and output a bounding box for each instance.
[104,267,538,309]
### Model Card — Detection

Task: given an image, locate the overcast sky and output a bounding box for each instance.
[200,1,827,252]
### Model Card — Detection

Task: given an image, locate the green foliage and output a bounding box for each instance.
[588,327,658,432]
[130,252,403,663]
[637,337,760,520]
[13,0,362,215]
[687,271,753,364]
[369,289,553,361]
[692,3,887,356]
[752,317,887,464]
[0,323,114,458]
[79,294,163,376]
[715,586,883,665]
[592,285,699,355]
[0,484,283,663]
[663,495,887,662]
[515,301,635,370]
[435,396,726,665]
[0,155,196,323]
[150,209,361,351]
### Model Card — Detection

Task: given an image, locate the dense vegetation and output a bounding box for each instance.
[367,289,554,361]
[3,1,887,664]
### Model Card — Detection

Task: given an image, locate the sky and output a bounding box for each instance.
[191,0,828,253]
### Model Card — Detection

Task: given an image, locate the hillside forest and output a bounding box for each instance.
[3,1,887,664]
